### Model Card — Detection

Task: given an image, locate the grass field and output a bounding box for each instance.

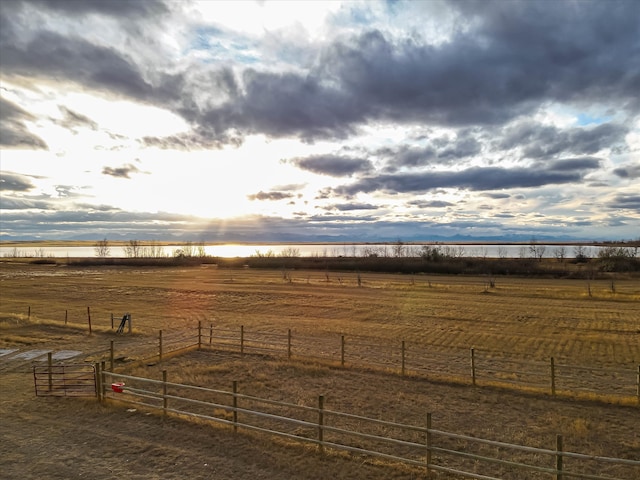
[2,262,638,365]
[1,262,639,479]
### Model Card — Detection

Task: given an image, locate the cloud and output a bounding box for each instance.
[54,106,98,132]
[28,0,171,18]
[247,191,295,201]
[0,97,48,149]
[0,195,51,210]
[613,164,640,179]
[482,193,511,199]
[545,157,601,171]
[102,163,142,179]
[0,172,36,191]
[322,203,379,211]
[291,154,373,177]
[333,163,598,196]
[608,194,640,212]
[500,122,629,159]
[408,200,454,208]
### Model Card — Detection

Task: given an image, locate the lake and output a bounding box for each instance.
[0,243,602,259]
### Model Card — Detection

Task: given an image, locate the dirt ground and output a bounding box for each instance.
[1,323,639,480]
[0,325,412,480]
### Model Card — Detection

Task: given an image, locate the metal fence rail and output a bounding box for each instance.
[99,371,640,480]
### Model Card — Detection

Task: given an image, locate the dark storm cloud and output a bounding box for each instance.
[377,131,483,171]
[0,97,48,149]
[381,145,436,168]
[0,172,35,191]
[333,163,598,196]
[3,0,638,147]
[500,122,628,159]
[613,164,640,179]
[1,31,153,100]
[29,0,170,18]
[291,155,373,177]
[247,191,295,201]
[608,194,640,211]
[320,0,640,128]
[193,0,638,141]
[102,163,141,179]
[453,0,640,109]
[545,157,602,171]
[322,203,379,211]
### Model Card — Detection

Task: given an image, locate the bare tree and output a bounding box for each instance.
[392,239,405,257]
[123,240,141,258]
[94,238,111,257]
[280,247,301,258]
[573,245,589,263]
[553,246,567,263]
[529,240,546,262]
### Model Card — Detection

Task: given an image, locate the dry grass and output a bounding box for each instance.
[1,262,639,479]
[1,263,638,365]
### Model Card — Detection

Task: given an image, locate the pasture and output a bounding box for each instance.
[1,262,639,479]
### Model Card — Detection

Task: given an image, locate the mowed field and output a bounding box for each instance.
[2,262,639,364]
[1,262,639,479]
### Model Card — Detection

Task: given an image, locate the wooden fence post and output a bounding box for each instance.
[110,340,114,372]
[426,412,432,476]
[401,340,406,376]
[162,370,168,416]
[159,330,163,362]
[318,395,325,453]
[100,360,107,400]
[198,321,202,350]
[471,348,476,386]
[28,306,31,320]
[556,434,563,480]
[288,329,292,360]
[95,362,102,401]
[65,309,68,325]
[341,335,345,367]
[209,324,213,345]
[232,381,238,432]
[240,325,244,355]
[47,352,53,392]
[550,357,556,396]
[111,313,114,330]
[100,361,106,398]
[87,306,92,334]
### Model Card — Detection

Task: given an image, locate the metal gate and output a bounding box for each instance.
[33,363,97,397]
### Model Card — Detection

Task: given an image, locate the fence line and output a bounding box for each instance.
[98,370,640,480]
[196,324,639,404]
[102,323,639,404]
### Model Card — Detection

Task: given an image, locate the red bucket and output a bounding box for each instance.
[111,382,125,393]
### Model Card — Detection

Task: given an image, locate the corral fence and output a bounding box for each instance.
[97,368,640,480]
[106,323,640,405]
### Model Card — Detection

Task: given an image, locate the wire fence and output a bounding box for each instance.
[188,324,639,404]
[100,323,640,404]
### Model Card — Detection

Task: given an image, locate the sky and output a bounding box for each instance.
[1,0,639,243]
